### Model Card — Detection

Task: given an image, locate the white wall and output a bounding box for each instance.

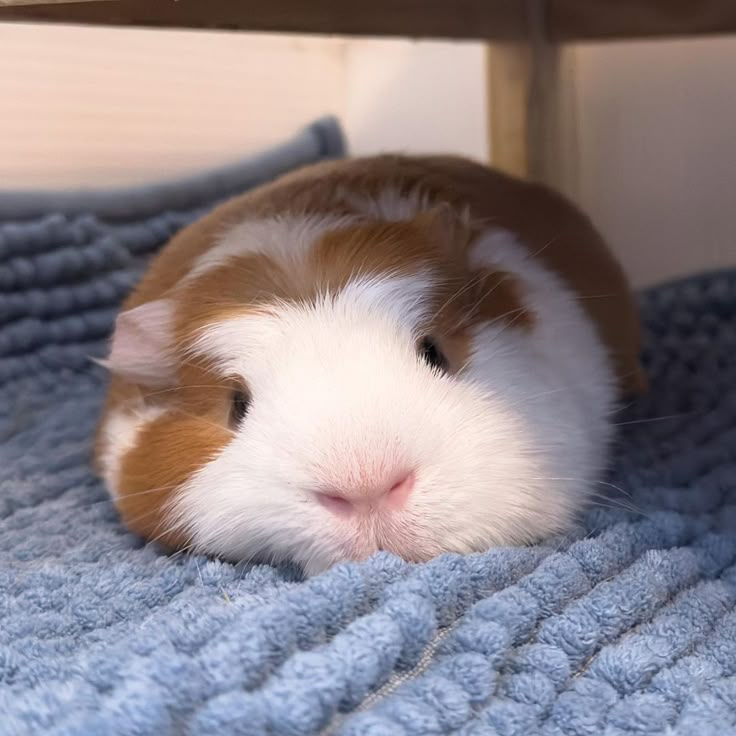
[343,38,487,161]
[0,24,346,187]
[572,36,736,286]
[0,24,487,188]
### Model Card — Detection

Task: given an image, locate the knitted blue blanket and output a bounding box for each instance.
[2,119,735,736]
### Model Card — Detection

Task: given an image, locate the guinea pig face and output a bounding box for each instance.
[101,214,611,575]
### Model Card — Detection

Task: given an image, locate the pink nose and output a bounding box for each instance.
[314,471,415,517]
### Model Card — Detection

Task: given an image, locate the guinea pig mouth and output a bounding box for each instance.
[337,515,438,565]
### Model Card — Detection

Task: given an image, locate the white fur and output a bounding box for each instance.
[186,271,437,370]
[99,404,167,498]
[107,187,617,575]
[185,213,360,283]
[336,186,433,222]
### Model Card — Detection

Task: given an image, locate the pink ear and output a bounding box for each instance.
[104,299,177,386]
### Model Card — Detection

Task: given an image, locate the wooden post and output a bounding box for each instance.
[485,42,534,180]
[486,0,580,200]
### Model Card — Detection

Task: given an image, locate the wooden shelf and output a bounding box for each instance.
[1,0,736,42]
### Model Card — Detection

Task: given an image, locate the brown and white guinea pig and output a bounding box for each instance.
[94,154,646,575]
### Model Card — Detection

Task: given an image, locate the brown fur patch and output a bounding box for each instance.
[115,412,232,550]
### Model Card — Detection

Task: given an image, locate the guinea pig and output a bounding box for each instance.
[94,154,646,575]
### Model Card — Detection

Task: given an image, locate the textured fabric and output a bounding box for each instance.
[1,126,735,735]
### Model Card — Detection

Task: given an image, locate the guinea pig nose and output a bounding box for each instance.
[385,472,415,510]
[313,492,355,517]
[314,471,415,517]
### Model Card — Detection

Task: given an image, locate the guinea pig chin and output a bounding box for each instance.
[334,511,441,565]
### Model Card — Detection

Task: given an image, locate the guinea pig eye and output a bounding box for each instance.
[230,389,252,426]
[418,337,449,373]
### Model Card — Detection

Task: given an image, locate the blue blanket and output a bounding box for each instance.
[2,118,735,736]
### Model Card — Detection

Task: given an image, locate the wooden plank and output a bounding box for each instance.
[486,43,533,179]
[553,0,736,41]
[1,0,735,41]
[486,43,575,188]
[0,0,528,39]
[486,17,580,198]
[0,1,109,6]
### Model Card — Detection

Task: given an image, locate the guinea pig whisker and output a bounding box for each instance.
[112,483,186,499]
[592,479,635,499]
[174,352,223,376]
[176,354,229,373]
[144,516,191,548]
[585,496,644,516]
[488,305,529,322]
[454,296,516,332]
[570,293,616,302]
[449,303,530,353]
[120,502,180,526]
[584,496,654,522]
[484,306,536,349]
[523,235,561,263]
[440,233,561,326]
[114,386,234,416]
[70,484,186,511]
[436,270,488,317]
[455,355,475,375]
[146,529,190,553]
[146,537,196,562]
[165,407,236,437]
[491,370,646,413]
[610,412,693,427]
[477,305,529,332]
[163,547,193,565]
[140,384,235,400]
[113,508,166,533]
[528,475,634,499]
[585,488,638,507]
[473,270,516,302]
[470,214,502,229]
[499,384,582,409]
[193,556,206,586]
[447,271,516,326]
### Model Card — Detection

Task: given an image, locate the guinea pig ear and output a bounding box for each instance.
[102,299,178,387]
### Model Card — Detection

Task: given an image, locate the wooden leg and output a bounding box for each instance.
[485,42,533,180]
[486,37,580,200]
